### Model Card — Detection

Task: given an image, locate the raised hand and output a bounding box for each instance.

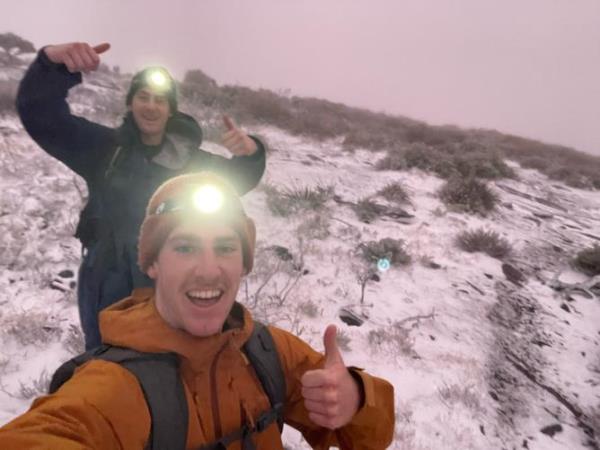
[44,42,111,74]
[301,325,361,429]
[221,115,258,156]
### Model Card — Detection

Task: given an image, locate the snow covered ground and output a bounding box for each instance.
[0,65,599,449]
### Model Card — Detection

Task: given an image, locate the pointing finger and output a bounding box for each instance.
[93,42,111,55]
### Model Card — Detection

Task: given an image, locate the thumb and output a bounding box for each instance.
[223,114,237,131]
[323,324,344,368]
[93,43,111,55]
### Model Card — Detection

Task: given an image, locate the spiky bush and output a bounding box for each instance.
[359,238,411,266]
[352,198,384,223]
[456,229,512,259]
[377,182,411,205]
[573,245,600,276]
[439,177,497,215]
[263,184,333,217]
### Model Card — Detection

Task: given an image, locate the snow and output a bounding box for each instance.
[1,62,599,449]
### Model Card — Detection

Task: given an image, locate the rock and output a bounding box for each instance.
[560,303,571,313]
[427,261,442,270]
[502,263,526,286]
[58,269,74,278]
[429,335,436,341]
[540,423,563,437]
[484,273,494,279]
[479,425,485,435]
[338,308,364,327]
[489,391,499,401]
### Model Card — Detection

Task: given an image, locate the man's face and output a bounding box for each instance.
[147,221,244,337]
[129,87,171,145]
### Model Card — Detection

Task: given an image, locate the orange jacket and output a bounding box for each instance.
[0,289,395,449]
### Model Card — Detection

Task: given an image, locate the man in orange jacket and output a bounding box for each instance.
[0,172,395,449]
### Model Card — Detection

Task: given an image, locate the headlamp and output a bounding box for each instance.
[146,69,170,91]
[152,184,225,216]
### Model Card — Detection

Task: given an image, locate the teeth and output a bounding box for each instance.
[188,289,222,299]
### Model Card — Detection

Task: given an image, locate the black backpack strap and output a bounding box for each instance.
[49,345,187,450]
[242,322,286,432]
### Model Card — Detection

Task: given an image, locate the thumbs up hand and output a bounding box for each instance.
[221,115,258,156]
[301,325,361,429]
[44,42,111,74]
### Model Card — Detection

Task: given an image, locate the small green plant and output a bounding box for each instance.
[573,245,600,276]
[456,228,512,259]
[376,182,411,205]
[439,177,497,215]
[359,238,411,266]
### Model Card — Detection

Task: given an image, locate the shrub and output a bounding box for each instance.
[573,245,600,276]
[452,153,515,179]
[336,330,352,352]
[376,182,410,205]
[18,370,51,400]
[352,198,384,223]
[296,213,331,240]
[520,156,551,172]
[439,177,497,215]
[437,383,483,413]
[368,324,416,357]
[63,323,85,355]
[264,184,333,217]
[359,238,411,267]
[456,228,512,259]
[0,79,18,114]
[2,310,63,346]
[375,150,405,171]
[298,300,319,318]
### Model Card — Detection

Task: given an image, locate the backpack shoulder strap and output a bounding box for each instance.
[49,345,187,450]
[242,321,286,432]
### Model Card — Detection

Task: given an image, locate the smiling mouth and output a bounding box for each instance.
[186,289,224,307]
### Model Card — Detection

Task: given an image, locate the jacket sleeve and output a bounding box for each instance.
[16,49,116,179]
[0,361,151,450]
[200,135,266,195]
[269,327,395,450]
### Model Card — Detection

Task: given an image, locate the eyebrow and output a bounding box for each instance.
[167,233,239,244]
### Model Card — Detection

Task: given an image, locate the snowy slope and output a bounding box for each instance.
[0,65,599,450]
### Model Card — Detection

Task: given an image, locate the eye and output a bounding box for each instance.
[216,244,237,255]
[175,244,197,254]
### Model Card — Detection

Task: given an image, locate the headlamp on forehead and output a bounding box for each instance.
[146,69,170,91]
[152,184,225,216]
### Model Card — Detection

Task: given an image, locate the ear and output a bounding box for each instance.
[147,261,158,280]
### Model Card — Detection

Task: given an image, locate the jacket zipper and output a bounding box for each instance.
[210,344,228,439]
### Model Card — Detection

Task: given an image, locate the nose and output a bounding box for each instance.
[192,249,222,281]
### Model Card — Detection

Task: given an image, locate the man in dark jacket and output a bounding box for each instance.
[16,41,267,349]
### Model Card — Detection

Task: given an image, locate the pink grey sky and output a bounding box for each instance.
[2,0,599,155]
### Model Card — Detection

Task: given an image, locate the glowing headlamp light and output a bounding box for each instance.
[147,69,170,90]
[152,184,225,216]
[193,185,224,214]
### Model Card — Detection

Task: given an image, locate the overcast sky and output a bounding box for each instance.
[2,0,599,155]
